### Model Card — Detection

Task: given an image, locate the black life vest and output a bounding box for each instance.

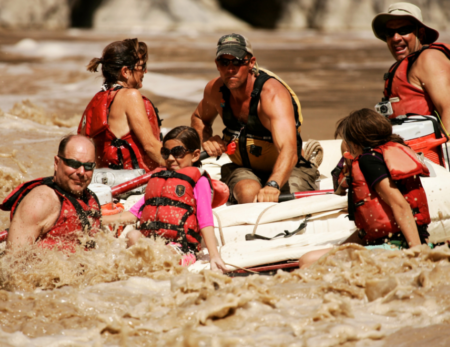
[220,68,309,169]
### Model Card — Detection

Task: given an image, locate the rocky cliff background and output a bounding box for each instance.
[0,0,449,31]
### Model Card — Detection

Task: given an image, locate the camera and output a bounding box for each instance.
[375,101,393,117]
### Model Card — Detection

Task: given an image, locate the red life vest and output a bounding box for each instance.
[383,43,450,118]
[0,177,102,251]
[78,86,162,173]
[349,142,431,243]
[139,167,211,253]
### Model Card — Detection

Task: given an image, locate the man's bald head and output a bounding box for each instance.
[54,134,96,196]
[58,134,95,158]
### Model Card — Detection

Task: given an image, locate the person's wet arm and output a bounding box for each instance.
[6,187,60,250]
[256,81,298,202]
[124,89,163,165]
[200,226,227,273]
[191,79,227,156]
[102,211,137,226]
[374,177,422,248]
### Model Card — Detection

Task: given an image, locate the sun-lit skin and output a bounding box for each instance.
[163,139,200,171]
[386,18,424,61]
[215,54,256,91]
[54,136,96,197]
[121,58,147,89]
[85,52,163,166]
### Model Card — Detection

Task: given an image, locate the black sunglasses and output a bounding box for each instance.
[216,58,249,67]
[385,25,416,38]
[161,146,194,160]
[58,155,96,171]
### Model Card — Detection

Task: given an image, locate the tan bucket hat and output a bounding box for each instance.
[372,2,439,44]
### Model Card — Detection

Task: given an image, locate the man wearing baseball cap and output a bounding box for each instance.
[372,2,450,133]
[191,33,319,204]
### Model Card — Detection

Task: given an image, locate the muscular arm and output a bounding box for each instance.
[191,78,227,156]
[413,49,450,135]
[256,79,298,202]
[374,177,422,247]
[6,186,61,250]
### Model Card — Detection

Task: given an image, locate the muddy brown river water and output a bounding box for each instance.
[1,29,450,346]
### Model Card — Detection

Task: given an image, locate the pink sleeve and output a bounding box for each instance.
[194,176,214,229]
[129,196,145,219]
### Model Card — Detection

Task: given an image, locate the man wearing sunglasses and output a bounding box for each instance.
[191,33,319,204]
[1,135,102,251]
[372,2,450,133]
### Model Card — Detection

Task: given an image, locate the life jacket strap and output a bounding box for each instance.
[44,177,100,233]
[151,170,197,188]
[110,138,141,170]
[139,197,194,215]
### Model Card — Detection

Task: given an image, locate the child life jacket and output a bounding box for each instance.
[0,177,101,251]
[383,43,450,118]
[78,85,162,173]
[348,142,431,244]
[139,167,214,253]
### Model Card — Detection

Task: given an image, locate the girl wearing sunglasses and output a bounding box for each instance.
[104,126,227,273]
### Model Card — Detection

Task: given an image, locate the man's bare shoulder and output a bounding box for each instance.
[260,78,291,102]
[204,77,224,96]
[15,185,61,219]
[417,48,450,70]
[201,77,224,108]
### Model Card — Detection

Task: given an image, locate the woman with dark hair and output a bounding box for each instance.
[103,126,228,273]
[78,38,163,172]
[299,108,431,268]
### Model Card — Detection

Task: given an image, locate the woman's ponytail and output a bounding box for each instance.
[87,57,102,73]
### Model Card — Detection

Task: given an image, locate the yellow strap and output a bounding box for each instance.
[435,110,450,137]
[259,67,303,128]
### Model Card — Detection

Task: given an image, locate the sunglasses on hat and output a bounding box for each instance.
[216,58,249,67]
[161,146,194,160]
[384,25,416,38]
[58,155,96,171]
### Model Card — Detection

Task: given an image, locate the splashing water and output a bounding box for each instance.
[1,236,450,346]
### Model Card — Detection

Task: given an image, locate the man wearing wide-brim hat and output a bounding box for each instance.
[372,2,450,133]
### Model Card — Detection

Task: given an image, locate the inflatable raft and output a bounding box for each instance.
[84,115,450,273]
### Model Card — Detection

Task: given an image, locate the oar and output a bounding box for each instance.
[278,189,335,202]
[111,142,237,197]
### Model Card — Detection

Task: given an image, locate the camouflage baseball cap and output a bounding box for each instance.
[216,33,254,60]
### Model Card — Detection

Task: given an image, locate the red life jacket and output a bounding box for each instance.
[349,142,431,243]
[383,43,450,118]
[78,86,162,173]
[0,177,102,251]
[139,167,211,253]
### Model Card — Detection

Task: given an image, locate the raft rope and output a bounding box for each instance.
[251,204,279,237]
[213,210,226,246]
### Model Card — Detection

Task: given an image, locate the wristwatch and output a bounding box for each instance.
[265,180,280,190]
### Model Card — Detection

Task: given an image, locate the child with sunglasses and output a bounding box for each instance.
[104,126,227,273]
